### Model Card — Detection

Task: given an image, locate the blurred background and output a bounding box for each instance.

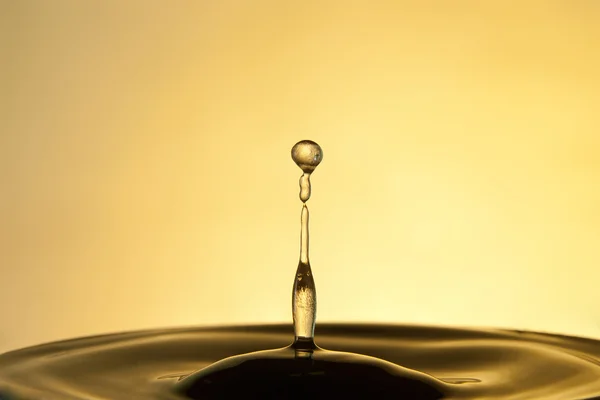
[1,1,599,353]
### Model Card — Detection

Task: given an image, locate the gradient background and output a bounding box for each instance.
[2,1,599,353]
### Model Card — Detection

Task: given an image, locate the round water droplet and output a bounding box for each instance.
[291,140,323,174]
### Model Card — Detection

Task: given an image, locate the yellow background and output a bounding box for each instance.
[2,1,599,352]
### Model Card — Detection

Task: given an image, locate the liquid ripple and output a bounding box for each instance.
[0,324,599,399]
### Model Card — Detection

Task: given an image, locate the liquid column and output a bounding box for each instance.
[291,140,323,349]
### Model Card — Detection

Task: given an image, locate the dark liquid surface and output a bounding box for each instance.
[1,324,600,399]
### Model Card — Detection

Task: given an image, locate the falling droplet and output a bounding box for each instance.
[291,140,323,203]
[291,140,323,174]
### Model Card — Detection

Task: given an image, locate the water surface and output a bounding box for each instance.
[1,324,600,399]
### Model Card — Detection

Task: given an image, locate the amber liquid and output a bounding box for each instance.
[1,323,600,399]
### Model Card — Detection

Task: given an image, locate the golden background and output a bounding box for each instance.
[1,1,599,352]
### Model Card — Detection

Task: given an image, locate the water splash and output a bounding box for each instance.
[3,141,600,399]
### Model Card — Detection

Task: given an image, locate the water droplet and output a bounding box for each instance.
[292,140,322,203]
[291,140,323,174]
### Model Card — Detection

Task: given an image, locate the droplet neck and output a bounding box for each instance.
[300,204,309,264]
